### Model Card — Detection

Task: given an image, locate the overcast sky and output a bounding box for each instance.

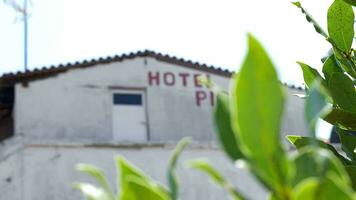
[0,0,334,87]
[0,0,337,139]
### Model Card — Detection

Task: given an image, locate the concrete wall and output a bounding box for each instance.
[15,57,230,143]
[0,136,23,200]
[0,141,268,200]
[15,58,147,142]
[281,87,308,144]
[14,57,308,144]
[2,57,311,200]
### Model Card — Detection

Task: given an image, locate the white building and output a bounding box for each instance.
[0,50,307,200]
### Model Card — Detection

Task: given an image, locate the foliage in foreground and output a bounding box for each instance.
[75,0,356,199]
[73,138,190,200]
[200,33,355,199]
[192,0,356,199]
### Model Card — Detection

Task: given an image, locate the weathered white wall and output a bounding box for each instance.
[15,57,230,142]
[14,57,308,143]
[0,136,23,200]
[15,58,147,142]
[3,57,310,200]
[146,58,230,142]
[0,142,268,200]
[281,88,309,144]
[3,139,342,200]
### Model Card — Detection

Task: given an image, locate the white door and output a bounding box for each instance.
[112,91,147,142]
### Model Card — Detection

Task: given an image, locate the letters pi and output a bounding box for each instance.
[148,71,215,107]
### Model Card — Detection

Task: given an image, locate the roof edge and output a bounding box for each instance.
[0,49,304,91]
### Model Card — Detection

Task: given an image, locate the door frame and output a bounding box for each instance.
[109,86,150,142]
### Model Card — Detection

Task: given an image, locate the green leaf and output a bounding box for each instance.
[117,156,148,190]
[292,178,319,200]
[327,0,354,52]
[186,159,225,186]
[268,193,281,200]
[75,164,115,200]
[305,81,331,136]
[332,47,356,79]
[337,129,356,162]
[328,73,356,112]
[286,135,351,165]
[297,62,326,89]
[292,148,351,188]
[292,2,328,38]
[325,0,356,79]
[231,34,291,198]
[73,183,112,200]
[342,0,356,6]
[125,177,170,200]
[322,55,342,81]
[116,156,169,200]
[186,158,247,200]
[345,166,356,190]
[297,62,334,104]
[167,137,190,200]
[293,177,354,200]
[117,157,148,200]
[323,108,356,130]
[214,91,244,161]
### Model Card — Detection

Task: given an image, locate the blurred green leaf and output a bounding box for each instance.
[167,137,190,200]
[214,91,244,161]
[322,55,342,81]
[293,177,354,200]
[328,73,356,113]
[327,0,354,52]
[117,156,147,188]
[305,81,330,136]
[292,2,328,38]
[73,183,112,200]
[116,156,170,200]
[337,129,356,162]
[125,177,170,200]
[76,164,115,200]
[287,135,351,165]
[268,193,279,200]
[293,178,319,200]
[342,0,356,6]
[187,158,247,200]
[297,62,326,89]
[186,159,225,185]
[323,108,356,130]
[231,34,291,199]
[292,148,351,187]
[345,166,356,190]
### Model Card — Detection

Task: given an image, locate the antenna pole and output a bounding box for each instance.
[24,0,28,71]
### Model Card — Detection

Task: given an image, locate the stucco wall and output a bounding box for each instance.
[0,136,23,200]
[15,58,147,142]
[14,57,307,144]
[145,58,230,142]
[281,87,308,143]
[3,57,311,200]
[0,142,268,200]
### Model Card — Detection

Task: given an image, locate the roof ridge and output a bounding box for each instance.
[0,49,304,90]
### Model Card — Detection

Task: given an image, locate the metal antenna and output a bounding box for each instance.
[23,0,28,71]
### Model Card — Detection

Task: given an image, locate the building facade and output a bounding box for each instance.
[0,50,307,200]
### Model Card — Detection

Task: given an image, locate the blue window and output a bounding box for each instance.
[113,93,142,105]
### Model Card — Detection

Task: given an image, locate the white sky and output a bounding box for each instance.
[0,0,336,139]
[1,0,333,87]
